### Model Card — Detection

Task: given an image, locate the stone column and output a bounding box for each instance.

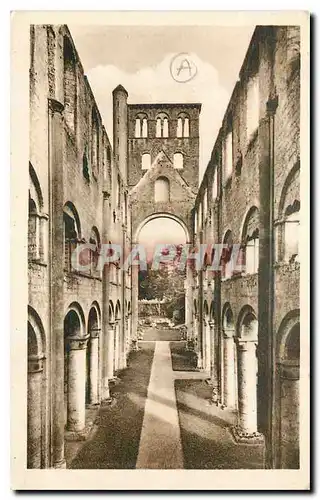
[89,328,100,406]
[209,320,219,402]
[125,315,130,358]
[27,355,44,469]
[185,260,193,339]
[279,363,300,468]
[66,336,89,432]
[232,339,263,443]
[48,98,66,468]
[101,190,111,401]
[223,328,236,408]
[106,322,115,380]
[205,319,211,372]
[131,255,139,341]
[114,320,121,372]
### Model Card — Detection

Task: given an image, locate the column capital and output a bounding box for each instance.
[39,213,49,221]
[90,327,101,339]
[28,354,45,373]
[279,361,300,381]
[48,98,64,114]
[236,338,257,350]
[223,327,235,339]
[66,335,89,350]
[208,320,215,328]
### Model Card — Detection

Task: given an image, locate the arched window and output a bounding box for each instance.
[142,118,148,138]
[154,177,170,203]
[141,153,151,170]
[247,74,259,140]
[173,152,183,169]
[284,201,300,262]
[163,117,168,138]
[203,189,208,221]
[222,230,233,279]
[28,164,44,262]
[117,174,121,208]
[277,164,300,263]
[135,114,148,138]
[156,113,169,138]
[91,107,99,179]
[177,118,183,138]
[63,203,81,272]
[224,129,233,182]
[135,119,141,138]
[198,203,203,230]
[63,36,76,133]
[177,113,190,138]
[89,226,101,276]
[212,171,218,200]
[183,118,189,138]
[242,207,259,274]
[104,145,112,183]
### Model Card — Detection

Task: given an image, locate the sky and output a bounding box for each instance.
[69,24,255,245]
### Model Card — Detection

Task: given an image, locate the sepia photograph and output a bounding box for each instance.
[10,10,310,490]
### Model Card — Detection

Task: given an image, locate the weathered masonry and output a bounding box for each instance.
[28,24,301,470]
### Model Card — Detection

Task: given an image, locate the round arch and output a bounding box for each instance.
[134,212,191,243]
[109,300,115,323]
[222,302,234,329]
[28,305,46,357]
[276,309,300,361]
[87,303,101,332]
[237,305,258,340]
[240,205,259,243]
[209,301,216,321]
[203,300,209,318]
[115,300,121,320]
[278,161,300,219]
[63,201,81,238]
[64,302,86,337]
[193,299,198,316]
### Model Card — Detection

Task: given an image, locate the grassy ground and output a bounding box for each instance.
[68,342,155,469]
[170,341,198,371]
[141,327,182,342]
[175,379,265,469]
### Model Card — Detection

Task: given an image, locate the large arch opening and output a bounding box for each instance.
[135,215,188,332]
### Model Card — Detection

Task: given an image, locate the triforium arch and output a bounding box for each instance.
[221,303,237,408]
[63,302,88,433]
[27,306,47,469]
[86,302,101,406]
[275,309,300,469]
[235,305,260,437]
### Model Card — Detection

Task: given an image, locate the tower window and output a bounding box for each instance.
[174,152,183,169]
[177,114,190,138]
[135,114,148,138]
[141,153,151,170]
[156,113,169,138]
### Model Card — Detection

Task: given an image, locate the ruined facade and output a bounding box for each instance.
[28,24,300,470]
[193,26,300,469]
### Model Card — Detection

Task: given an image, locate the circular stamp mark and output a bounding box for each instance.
[170,52,197,83]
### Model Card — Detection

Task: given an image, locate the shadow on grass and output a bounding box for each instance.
[175,379,265,469]
[68,342,155,469]
[170,341,198,371]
